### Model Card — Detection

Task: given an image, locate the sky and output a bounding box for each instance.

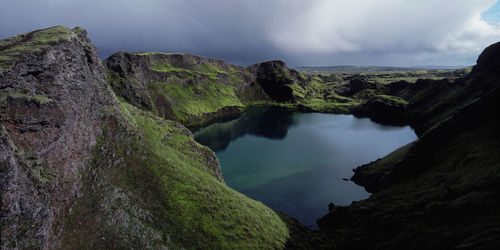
[1,0,500,67]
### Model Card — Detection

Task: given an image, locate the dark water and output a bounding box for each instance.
[193,106,417,228]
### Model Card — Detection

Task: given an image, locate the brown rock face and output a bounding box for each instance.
[0,26,116,249]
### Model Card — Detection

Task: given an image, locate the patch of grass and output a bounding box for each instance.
[0,92,53,104]
[105,69,140,104]
[133,52,184,56]
[370,94,409,105]
[150,61,182,73]
[324,91,354,103]
[289,83,307,99]
[0,126,55,186]
[287,76,356,108]
[31,26,74,43]
[148,80,243,124]
[0,26,75,73]
[194,63,228,75]
[117,102,289,248]
[302,99,361,113]
[61,102,290,249]
[149,59,229,81]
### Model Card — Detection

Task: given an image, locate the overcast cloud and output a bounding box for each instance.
[1,0,499,67]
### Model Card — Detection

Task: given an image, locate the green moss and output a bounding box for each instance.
[289,83,306,99]
[31,26,74,43]
[365,71,455,84]
[105,69,129,101]
[114,102,289,248]
[325,91,354,103]
[149,59,228,81]
[71,26,85,33]
[148,80,243,124]
[133,52,184,56]
[194,63,228,75]
[302,99,360,113]
[0,92,53,104]
[377,141,414,167]
[286,76,358,109]
[0,26,75,73]
[352,88,377,99]
[149,61,182,73]
[2,127,56,185]
[371,94,409,105]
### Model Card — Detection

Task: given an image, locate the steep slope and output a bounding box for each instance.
[0,26,115,249]
[61,102,289,249]
[1,26,290,249]
[104,51,271,127]
[317,42,500,249]
[104,53,366,128]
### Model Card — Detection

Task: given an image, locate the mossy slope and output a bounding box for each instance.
[0,26,76,73]
[316,42,500,249]
[1,26,289,249]
[105,53,369,125]
[60,101,289,249]
[105,52,269,127]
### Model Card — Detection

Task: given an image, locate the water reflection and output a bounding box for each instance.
[193,107,417,229]
[193,106,296,152]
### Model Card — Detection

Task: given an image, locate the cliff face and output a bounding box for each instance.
[104,51,271,127]
[0,26,115,249]
[248,60,304,102]
[104,53,362,128]
[317,42,500,249]
[1,26,290,249]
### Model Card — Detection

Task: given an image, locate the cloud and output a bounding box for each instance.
[269,0,500,55]
[0,0,499,66]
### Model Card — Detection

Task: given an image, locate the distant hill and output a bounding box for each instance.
[296,65,469,74]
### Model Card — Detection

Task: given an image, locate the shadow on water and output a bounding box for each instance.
[193,107,417,229]
[193,106,297,152]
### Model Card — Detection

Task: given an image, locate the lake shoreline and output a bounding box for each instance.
[194,107,417,228]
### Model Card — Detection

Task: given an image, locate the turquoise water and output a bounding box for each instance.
[193,107,417,228]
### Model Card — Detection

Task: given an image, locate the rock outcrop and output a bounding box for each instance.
[248,60,303,102]
[104,54,309,128]
[1,26,290,249]
[104,51,270,127]
[0,26,116,249]
[316,41,500,250]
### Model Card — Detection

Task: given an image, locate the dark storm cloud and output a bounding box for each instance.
[1,0,499,67]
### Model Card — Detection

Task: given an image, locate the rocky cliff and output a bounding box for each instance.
[0,26,115,249]
[1,26,290,249]
[104,51,271,127]
[316,42,500,249]
[104,51,382,128]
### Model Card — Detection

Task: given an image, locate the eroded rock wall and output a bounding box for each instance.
[0,27,116,249]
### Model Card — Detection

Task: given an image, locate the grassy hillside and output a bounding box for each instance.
[0,26,78,73]
[1,26,290,249]
[105,52,271,127]
[60,100,290,249]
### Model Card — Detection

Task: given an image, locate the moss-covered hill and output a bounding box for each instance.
[105,51,267,127]
[0,26,290,249]
[316,42,500,249]
[104,50,469,131]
